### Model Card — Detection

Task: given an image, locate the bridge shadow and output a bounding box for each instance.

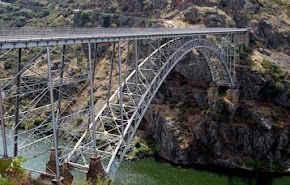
[228,175,273,185]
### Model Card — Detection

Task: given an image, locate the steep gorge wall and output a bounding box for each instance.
[140,51,290,172]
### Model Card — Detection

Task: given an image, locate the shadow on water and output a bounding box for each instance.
[228,175,273,185]
[116,157,290,185]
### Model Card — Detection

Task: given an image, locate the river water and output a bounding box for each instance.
[1,130,290,185]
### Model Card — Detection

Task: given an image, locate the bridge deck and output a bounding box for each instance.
[0,28,248,49]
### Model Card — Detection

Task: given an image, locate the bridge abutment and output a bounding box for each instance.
[225,88,240,122]
[234,30,249,47]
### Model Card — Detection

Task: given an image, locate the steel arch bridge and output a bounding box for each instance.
[0,28,248,181]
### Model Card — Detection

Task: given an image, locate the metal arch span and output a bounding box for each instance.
[67,37,235,178]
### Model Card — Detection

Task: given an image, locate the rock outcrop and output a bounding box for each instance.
[140,56,290,172]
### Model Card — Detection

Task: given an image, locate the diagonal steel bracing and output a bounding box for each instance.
[0,28,248,179]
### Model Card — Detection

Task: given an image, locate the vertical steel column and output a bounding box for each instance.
[229,35,233,74]
[107,42,116,106]
[233,44,236,73]
[14,48,21,157]
[148,39,151,57]
[56,45,65,147]
[56,45,66,118]
[158,39,161,64]
[46,46,61,179]
[230,44,232,74]
[0,87,8,159]
[118,42,124,139]
[88,43,97,157]
[125,42,130,79]
[227,36,230,67]
[92,43,98,79]
[134,40,139,121]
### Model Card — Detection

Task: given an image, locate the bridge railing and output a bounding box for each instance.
[0,27,248,36]
[0,27,169,36]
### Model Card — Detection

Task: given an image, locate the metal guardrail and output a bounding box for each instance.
[0,27,249,36]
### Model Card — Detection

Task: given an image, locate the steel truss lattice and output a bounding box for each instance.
[0,29,247,180]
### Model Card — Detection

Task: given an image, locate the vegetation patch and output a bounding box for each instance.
[0,156,32,185]
[127,135,157,158]
[215,99,230,122]
[149,19,157,27]
[286,88,290,98]
[245,158,287,172]
[260,59,288,98]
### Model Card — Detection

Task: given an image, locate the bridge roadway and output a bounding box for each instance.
[0,27,248,49]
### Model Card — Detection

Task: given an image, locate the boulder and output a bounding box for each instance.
[204,11,226,27]
[183,6,201,24]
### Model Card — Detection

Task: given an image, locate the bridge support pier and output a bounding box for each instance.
[41,147,72,184]
[86,156,107,184]
[225,88,240,122]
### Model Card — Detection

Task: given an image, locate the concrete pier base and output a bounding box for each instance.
[51,176,65,185]
[40,147,73,184]
[86,156,107,184]
[225,88,240,122]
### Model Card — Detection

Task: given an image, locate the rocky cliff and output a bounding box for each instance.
[137,48,290,172]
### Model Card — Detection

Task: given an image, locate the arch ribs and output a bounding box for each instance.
[67,36,238,178]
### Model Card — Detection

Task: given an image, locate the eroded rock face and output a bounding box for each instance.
[251,18,290,50]
[182,6,201,24]
[146,107,289,169]
[142,59,290,172]
[174,53,212,87]
[203,11,227,27]
[236,66,266,100]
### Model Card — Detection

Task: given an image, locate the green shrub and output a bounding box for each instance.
[41,10,50,17]
[143,5,149,11]
[239,53,248,60]
[103,14,111,27]
[75,176,113,185]
[262,59,287,80]
[245,158,268,170]
[229,21,236,28]
[85,22,93,27]
[168,97,178,104]
[216,99,230,122]
[286,88,290,98]
[33,119,44,126]
[243,45,253,54]
[270,160,287,172]
[178,109,186,119]
[6,4,20,12]
[81,11,90,21]
[109,4,118,12]
[25,123,34,130]
[77,117,83,125]
[274,81,285,92]
[193,107,201,115]
[245,118,256,125]
[111,23,117,27]
[149,19,157,27]
[0,156,28,185]
[286,146,290,155]
[129,138,154,157]
[169,103,175,109]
